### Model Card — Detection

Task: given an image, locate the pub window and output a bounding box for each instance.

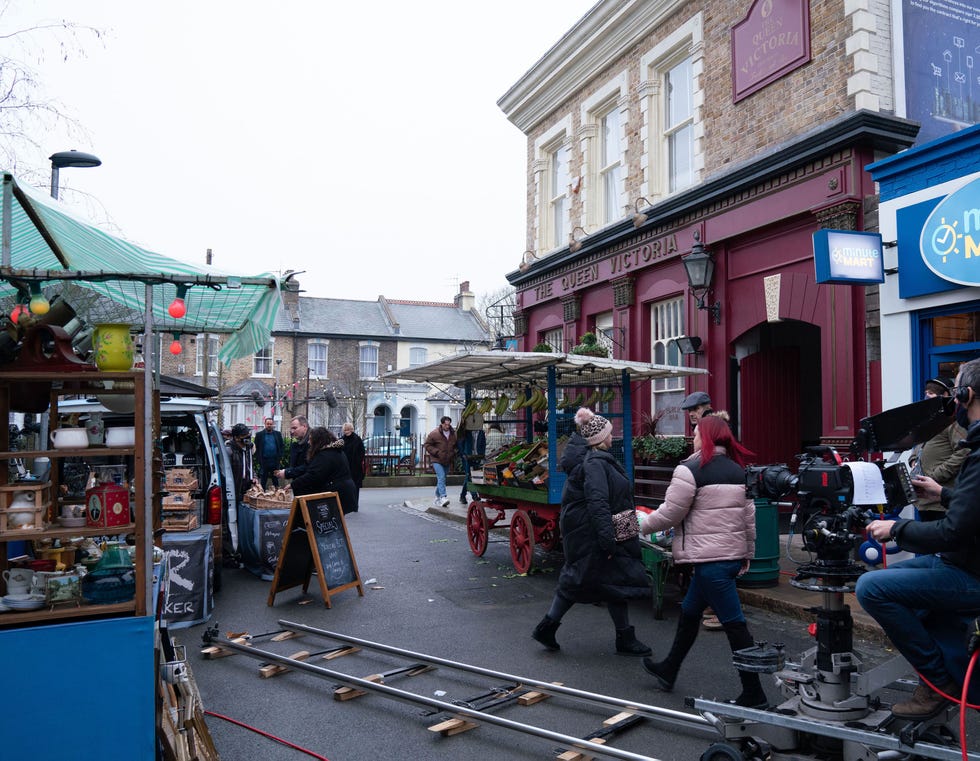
[650,297,685,434]
[542,327,563,352]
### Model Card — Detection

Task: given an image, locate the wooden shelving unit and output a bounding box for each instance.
[0,369,148,628]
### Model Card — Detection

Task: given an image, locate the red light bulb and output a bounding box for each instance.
[168,297,186,319]
[10,304,26,323]
[169,339,182,355]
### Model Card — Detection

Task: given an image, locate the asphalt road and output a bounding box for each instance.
[177,487,976,761]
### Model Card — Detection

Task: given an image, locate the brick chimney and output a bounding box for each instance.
[454,280,475,312]
[281,272,301,321]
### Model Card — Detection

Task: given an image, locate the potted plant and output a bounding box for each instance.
[569,332,609,358]
[532,342,553,352]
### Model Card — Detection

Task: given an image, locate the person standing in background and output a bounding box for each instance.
[910,377,967,521]
[275,415,310,483]
[253,417,284,489]
[342,423,365,511]
[227,423,257,505]
[290,427,358,514]
[424,416,456,507]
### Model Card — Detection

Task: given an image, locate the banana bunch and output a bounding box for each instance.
[494,394,510,416]
[478,397,494,415]
[510,389,528,411]
[461,399,478,419]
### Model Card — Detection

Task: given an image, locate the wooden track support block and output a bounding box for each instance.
[333,673,382,701]
[557,738,606,761]
[427,717,479,736]
[201,637,251,659]
[518,681,563,706]
[322,645,360,660]
[270,630,302,642]
[603,711,635,725]
[259,649,312,678]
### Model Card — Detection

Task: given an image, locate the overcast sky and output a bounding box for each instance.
[4,1,598,305]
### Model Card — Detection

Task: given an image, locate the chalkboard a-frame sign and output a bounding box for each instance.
[267,492,364,608]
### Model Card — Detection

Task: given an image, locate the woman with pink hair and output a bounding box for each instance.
[638,414,768,708]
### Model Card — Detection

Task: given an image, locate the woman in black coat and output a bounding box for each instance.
[532,409,651,655]
[290,427,359,514]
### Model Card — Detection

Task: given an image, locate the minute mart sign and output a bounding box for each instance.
[919,176,980,287]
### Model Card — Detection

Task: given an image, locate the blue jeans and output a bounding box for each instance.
[855,554,980,684]
[432,462,447,499]
[680,560,745,624]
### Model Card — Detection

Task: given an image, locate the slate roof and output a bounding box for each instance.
[273,296,490,343]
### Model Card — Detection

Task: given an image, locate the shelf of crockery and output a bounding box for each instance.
[0,600,135,628]
[0,523,136,541]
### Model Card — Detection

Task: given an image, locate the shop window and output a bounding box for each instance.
[308,339,328,377]
[359,341,379,379]
[650,297,685,434]
[917,305,980,385]
[639,14,703,200]
[253,341,273,376]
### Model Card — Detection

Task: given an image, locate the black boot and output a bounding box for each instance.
[615,626,652,656]
[532,616,561,651]
[642,613,700,690]
[723,620,768,709]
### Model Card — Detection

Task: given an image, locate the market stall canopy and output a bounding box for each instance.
[384,350,707,390]
[0,172,280,364]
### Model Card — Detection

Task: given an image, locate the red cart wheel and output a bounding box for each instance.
[509,509,535,574]
[466,502,489,557]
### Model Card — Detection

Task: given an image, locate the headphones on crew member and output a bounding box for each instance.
[956,384,975,405]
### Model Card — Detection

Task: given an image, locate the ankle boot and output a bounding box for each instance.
[723,620,768,709]
[532,615,561,651]
[641,613,700,690]
[615,626,652,656]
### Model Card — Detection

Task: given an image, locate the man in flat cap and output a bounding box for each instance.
[680,391,713,430]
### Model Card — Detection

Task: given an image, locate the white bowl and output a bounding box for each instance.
[105,427,135,447]
[51,428,89,449]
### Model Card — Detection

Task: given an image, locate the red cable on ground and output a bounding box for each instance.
[914,657,980,761]
[961,652,980,761]
[203,709,330,761]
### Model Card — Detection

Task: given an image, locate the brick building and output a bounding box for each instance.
[498,0,927,467]
[158,279,491,437]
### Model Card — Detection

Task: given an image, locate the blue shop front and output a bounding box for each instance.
[869,125,980,407]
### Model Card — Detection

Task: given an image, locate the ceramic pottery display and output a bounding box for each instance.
[92,323,135,371]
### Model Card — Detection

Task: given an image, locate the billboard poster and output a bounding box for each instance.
[902,0,980,145]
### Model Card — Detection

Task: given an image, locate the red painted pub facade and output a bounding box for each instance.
[506,113,918,468]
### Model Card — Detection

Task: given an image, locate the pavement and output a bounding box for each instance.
[419,494,888,645]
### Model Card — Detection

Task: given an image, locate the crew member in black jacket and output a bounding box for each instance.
[857,357,980,719]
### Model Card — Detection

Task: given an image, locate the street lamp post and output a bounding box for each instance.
[49,149,102,200]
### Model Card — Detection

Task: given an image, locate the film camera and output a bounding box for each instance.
[743,395,950,584]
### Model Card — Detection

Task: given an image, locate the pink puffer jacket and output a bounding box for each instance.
[639,448,755,564]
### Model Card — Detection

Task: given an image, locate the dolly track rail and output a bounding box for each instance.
[204,623,715,761]
[279,619,712,733]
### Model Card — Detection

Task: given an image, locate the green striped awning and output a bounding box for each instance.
[0,172,281,364]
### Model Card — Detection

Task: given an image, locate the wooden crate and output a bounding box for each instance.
[0,482,51,534]
[162,512,199,532]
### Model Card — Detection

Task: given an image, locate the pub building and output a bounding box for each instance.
[498,0,927,467]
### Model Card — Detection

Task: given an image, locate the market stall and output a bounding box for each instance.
[0,171,280,760]
[385,351,705,573]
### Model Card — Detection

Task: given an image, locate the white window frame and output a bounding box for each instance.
[639,14,704,201]
[651,297,685,393]
[409,346,427,367]
[594,312,615,355]
[253,340,274,377]
[308,339,328,378]
[533,116,573,255]
[542,327,563,353]
[580,72,628,229]
[195,334,219,376]
[359,341,379,379]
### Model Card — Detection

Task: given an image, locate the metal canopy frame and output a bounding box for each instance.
[383,350,706,391]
